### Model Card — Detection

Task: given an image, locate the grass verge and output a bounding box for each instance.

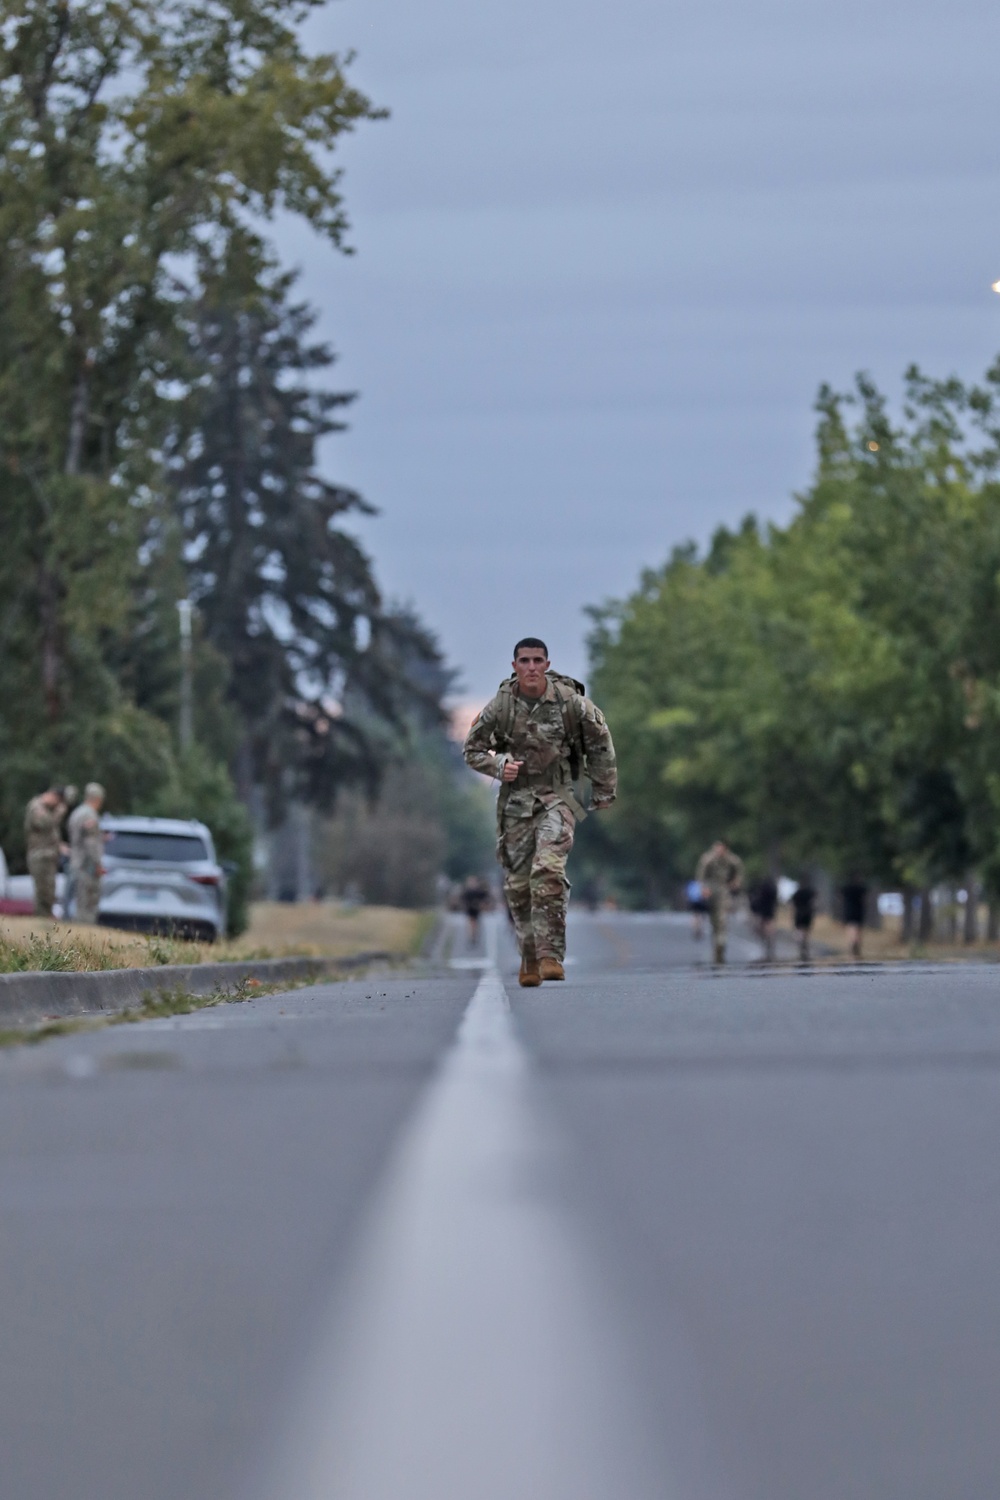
[0,941,407,1049]
[0,903,431,973]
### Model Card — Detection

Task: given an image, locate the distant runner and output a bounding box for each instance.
[686,877,710,940]
[460,874,490,946]
[841,876,867,959]
[695,839,745,964]
[749,873,778,962]
[791,877,817,961]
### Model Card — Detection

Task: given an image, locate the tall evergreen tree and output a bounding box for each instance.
[165,243,446,817]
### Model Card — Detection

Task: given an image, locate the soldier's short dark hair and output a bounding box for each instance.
[513,637,548,659]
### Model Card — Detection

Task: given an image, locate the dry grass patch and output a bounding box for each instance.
[0,903,431,973]
[225,902,431,961]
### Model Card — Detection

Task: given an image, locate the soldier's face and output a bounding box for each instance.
[514,648,549,697]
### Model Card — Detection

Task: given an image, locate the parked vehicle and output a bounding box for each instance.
[98,817,228,943]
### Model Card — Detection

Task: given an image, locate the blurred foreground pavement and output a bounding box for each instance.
[0,911,997,1498]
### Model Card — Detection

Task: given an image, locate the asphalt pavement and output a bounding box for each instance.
[1,910,999,1498]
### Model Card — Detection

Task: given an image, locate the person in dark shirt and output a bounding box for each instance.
[840,877,867,958]
[791,879,817,961]
[461,874,490,946]
[749,875,778,961]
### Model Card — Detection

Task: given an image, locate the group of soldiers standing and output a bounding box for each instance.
[23,783,106,923]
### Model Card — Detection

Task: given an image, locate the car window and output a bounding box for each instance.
[104,832,209,863]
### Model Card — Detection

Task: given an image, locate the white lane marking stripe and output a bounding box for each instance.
[259,916,666,1500]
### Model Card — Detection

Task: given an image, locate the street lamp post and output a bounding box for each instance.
[177,598,194,753]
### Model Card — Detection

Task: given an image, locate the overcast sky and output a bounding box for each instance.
[276,0,1000,705]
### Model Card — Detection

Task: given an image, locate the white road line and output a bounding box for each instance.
[258,916,666,1500]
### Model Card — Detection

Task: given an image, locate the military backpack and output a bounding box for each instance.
[492,671,589,783]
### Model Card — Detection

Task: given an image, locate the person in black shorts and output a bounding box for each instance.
[791,877,816,961]
[460,874,490,946]
[840,877,867,959]
[686,878,709,940]
[749,874,778,961]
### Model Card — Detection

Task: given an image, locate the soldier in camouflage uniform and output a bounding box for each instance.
[695,839,745,963]
[464,638,617,986]
[67,783,106,924]
[24,786,68,919]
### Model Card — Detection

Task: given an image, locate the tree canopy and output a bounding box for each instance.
[585,363,1000,907]
[0,0,484,920]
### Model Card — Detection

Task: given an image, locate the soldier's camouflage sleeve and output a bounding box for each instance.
[463,695,505,780]
[580,698,617,807]
[24,801,53,840]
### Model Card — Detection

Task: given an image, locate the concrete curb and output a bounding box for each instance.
[0,951,394,1028]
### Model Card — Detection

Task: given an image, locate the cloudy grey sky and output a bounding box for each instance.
[277,0,1000,705]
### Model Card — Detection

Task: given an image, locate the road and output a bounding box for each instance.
[1,910,999,1498]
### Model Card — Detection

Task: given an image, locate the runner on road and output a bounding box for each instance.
[695,839,745,964]
[463,638,617,987]
[459,874,490,947]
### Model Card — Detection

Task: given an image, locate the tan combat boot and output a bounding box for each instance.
[519,951,541,987]
[538,957,565,981]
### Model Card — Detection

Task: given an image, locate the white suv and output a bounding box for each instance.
[97,816,228,943]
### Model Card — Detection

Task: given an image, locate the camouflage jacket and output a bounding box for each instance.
[695,847,745,897]
[68,802,103,875]
[24,796,63,860]
[463,674,617,821]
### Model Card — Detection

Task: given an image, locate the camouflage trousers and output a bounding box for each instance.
[27,853,57,919]
[73,871,101,925]
[498,800,575,962]
[708,892,729,959]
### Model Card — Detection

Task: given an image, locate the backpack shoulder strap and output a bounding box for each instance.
[549,675,584,731]
[493,676,517,748]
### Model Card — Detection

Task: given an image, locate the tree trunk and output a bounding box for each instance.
[918,887,934,943]
[35,360,93,723]
[901,887,914,944]
[234,735,255,805]
[963,877,979,944]
[988,900,1000,942]
[64,366,90,476]
[37,562,60,721]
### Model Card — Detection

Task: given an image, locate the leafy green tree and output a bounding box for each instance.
[587,360,1000,915]
[0,0,378,706]
[0,0,384,868]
